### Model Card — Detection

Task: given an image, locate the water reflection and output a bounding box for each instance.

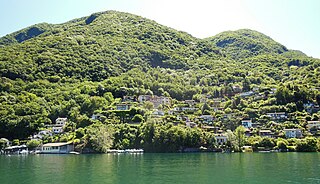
[0,153,320,184]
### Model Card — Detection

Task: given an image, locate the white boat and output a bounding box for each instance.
[107,149,125,154]
[124,149,144,153]
[19,150,29,155]
[69,151,80,155]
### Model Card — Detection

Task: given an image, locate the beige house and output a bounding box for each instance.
[41,142,74,154]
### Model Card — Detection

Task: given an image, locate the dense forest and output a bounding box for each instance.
[0,11,319,152]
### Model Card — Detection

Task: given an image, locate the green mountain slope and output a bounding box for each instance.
[0,11,221,81]
[0,23,53,46]
[0,11,319,143]
[206,29,289,59]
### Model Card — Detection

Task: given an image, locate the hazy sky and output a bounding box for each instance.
[1,0,319,58]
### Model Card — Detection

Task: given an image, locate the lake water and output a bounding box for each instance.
[1,153,320,184]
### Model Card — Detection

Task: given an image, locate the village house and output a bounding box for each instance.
[266,112,287,120]
[91,113,103,120]
[244,128,252,137]
[259,130,273,138]
[239,91,254,98]
[116,103,131,110]
[138,95,171,108]
[215,134,228,146]
[181,107,198,112]
[186,122,197,128]
[199,115,214,123]
[283,129,302,138]
[51,118,67,134]
[223,113,236,120]
[167,110,174,115]
[201,126,220,133]
[252,87,259,92]
[241,119,252,128]
[213,107,224,112]
[123,96,136,102]
[232,85,242,93]
[33,130,51,139]
[152,109,165,117]
[307,121,320,130]
[184,100,196,106]
[41,142,74,154]
[304,103,320,114]
[138,95,152,102]
[200,98,207,103]
[177,115,189,121]
[152,96,171,107]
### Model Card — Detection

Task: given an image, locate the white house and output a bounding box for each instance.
[55,118,67,126]
[181,107,198,112]
[52,118,67,134]
[123,96,136,102]
[186,122,197,128]
[91,113,103,120]
[307,121,320,130]
[240,91,254,98]
[52,127,64,134]
[138,95,152,103]
[199,115,214,123]
[241,120,252,128]
[215,134,228,146]
[116,103,131,110]
[266,112,287,120]
[41,142,74,154]
[138,95,171,108]
[284,129,302,138]
[152,109,165,116]
[184,100,196,106]
[259,130,273,138]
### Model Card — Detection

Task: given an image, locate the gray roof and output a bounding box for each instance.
[42,142,72,147]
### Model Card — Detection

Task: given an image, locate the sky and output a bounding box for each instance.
[0,0,319,58]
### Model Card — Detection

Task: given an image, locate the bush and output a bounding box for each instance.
[12,139,20,146]
[296,137,318,152]
[276,140,288,151]
[26,139,41,150]
[132,114,144,123]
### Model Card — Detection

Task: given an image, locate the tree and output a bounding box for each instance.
[0,138,9,150]
[234,126,246,152]
[276,139,288,151]
[132,114,144,123]
[26,139,42,150]
[296,137,318,152]
[201,103,211,115]
[85,123,114,153]
[259,137,275,149]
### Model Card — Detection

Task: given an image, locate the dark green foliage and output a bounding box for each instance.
[0,23,52,46]
[296,137,318,152]
[0,10,319,148]
[207,29,288,59]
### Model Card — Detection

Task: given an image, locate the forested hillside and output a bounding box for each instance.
[0,11,319,152]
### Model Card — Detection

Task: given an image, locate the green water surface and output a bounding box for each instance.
[1,153,320,184]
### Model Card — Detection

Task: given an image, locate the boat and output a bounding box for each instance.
[106,149,144,154]
[242,146,253,152]
[107,149,125,154]
[124,149,144,154]
[19,150,29,155]
[69,151,80,155]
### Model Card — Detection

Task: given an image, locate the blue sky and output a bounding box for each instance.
[0,0,319,58]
